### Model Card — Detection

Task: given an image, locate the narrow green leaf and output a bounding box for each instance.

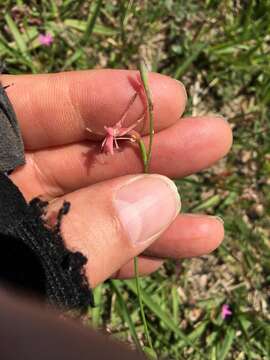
[171,286,180,324]
[125,280,202,349]
[174,43,205,79]
[110,280,142,351]
[188,321,209,342]
[50,0,59,17]
[81,0,103,45]
[62,49,83,70]
[133,257,155,354]
[218,328,235,360]
[64,19,117,36]
[120,0,134,27]
[5,14,28,55]
[143,346,158,359]
[0,35,18,56]
[91,284,103,328]
[190,194,221,212]
[125,280,208,358]
[211,346,217,360]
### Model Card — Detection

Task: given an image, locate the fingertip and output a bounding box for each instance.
[172,115,233,174]
[146,213,225,259]
[200,116,233,158]
[195,215,225,254]
[212,116,233,157]
[149,72,187,130]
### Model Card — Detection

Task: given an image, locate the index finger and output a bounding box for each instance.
[1,70,187,150]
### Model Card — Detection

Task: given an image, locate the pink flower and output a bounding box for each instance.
[86,92,144,155]
[221,304,232,319]
[39,33,53,46]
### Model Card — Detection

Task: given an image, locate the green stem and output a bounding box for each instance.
[132,58,157,358]
[134,257,153,350]
[138,139,148,172]
[139,59,154,172]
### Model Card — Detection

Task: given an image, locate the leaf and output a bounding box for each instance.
[171,285,180,324]
[191,194,221,212]
[64,19,117,36]
[91,284,103,328]
[5,14,28,55]
[218,328,235,360]
[143,346,158,359]
[62,49,83,70]
[188,321,209,342]
[125,280,181,334]
[81,0,103,45]
[110,280,142,351]
[124,279,206,356]
[174,43,205,78]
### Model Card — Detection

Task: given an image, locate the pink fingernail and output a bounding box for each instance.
[114,175,181,245]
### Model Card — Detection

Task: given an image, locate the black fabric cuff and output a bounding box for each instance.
[0,83,93,311]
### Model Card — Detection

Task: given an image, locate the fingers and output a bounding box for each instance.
[1,70,186,149]
[42,173,224,286]
[112,256,164,279]
[11,116,232,200]
[144,214,224,259]
[113,214,224,279]
[45,174,180,287]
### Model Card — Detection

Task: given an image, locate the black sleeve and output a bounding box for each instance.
[0,172,94,311]
[0,84,25,173]
[0,83,93,312]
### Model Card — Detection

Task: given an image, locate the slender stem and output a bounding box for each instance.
[134,257,153,350]
[138,139,148,171]
[139,59,154,172]
[132,58,157,358]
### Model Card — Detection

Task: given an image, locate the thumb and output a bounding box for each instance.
[45,174,181,287]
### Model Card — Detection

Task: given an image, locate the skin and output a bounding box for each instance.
[1,70,232,287]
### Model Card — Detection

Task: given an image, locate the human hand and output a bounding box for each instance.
[2,70,232,287]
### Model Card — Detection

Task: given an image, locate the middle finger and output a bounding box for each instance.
[11,116,232,200]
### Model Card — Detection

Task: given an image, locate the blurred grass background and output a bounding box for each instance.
[0,0,270,359]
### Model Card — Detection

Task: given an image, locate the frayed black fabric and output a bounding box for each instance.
[0,171,94,312]
[0,83,93,312]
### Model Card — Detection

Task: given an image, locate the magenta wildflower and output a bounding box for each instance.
[39,33,53,46]
[221,304,232,319]
[86,92,144,155]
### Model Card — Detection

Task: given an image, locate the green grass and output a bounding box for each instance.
[1,1,270,359]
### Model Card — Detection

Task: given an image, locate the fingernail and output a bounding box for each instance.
[114,175,181,245]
